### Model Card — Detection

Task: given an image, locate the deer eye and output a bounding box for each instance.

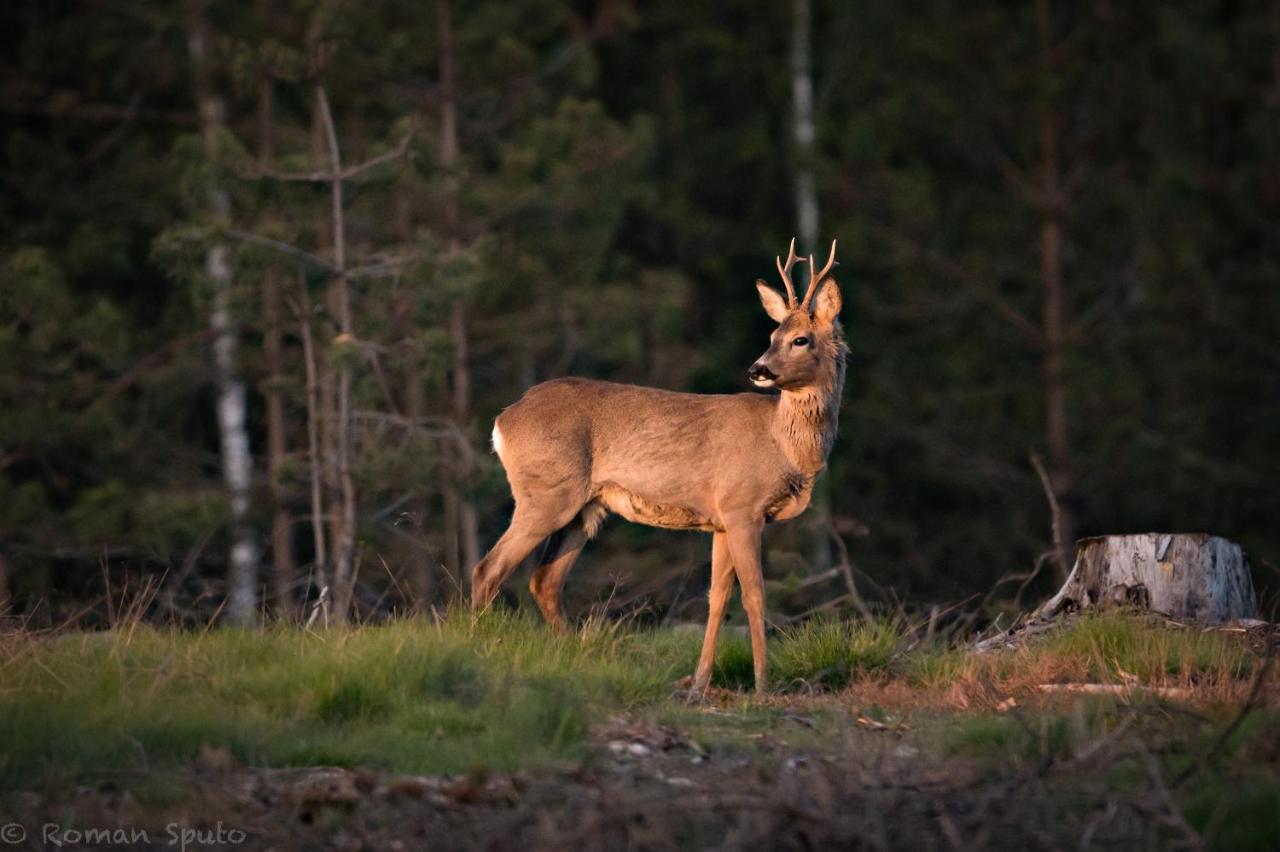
[792,336,809,347]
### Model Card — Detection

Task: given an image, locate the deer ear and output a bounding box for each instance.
[810,277,843,324]
[756,280,790,323]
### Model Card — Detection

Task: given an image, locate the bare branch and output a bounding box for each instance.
[1029,450,1068,579]
[224,228,335,272]
[240,131,413,183]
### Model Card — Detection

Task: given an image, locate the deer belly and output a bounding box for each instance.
[597,483,717,532]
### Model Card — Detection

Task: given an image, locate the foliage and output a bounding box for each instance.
[0,1,1276,619]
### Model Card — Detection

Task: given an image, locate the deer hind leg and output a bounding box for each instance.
[528,502,606,633]
[691,531,734,695]
[471,499,585,615]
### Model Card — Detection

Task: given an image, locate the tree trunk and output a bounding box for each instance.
[438,0,481,593]
[1037,534,1258,623]
[298,276,330,618]
[316,85,359,622]
[791,0,818,253]
[263,270,295,619]
[187,0,259,625]
[258,68,297,621]
[790,0,832,572]
[395,189,435,611]
[1037,0,1076,585]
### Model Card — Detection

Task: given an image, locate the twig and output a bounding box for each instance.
[239,131,413,183]
[305,585,331,630]
[1029,449,1068,581]
[376,553,409,613]
[224,228,335,272]
[828,523,874,619]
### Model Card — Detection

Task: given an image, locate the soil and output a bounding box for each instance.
[1,704,1220,851]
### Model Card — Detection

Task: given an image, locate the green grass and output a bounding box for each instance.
[772,615,900,690]
[0,609,1270,793]
[0,610,701,789]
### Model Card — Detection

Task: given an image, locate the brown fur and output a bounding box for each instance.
[472,243,847,694]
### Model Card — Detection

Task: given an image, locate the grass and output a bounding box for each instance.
[0,608,1272,795]
[0,609,698,789]
[905,611,1259,701]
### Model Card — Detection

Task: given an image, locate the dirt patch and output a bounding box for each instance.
[5,705,1250,851]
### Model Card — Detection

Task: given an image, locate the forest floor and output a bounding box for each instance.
[0,610,1277,850]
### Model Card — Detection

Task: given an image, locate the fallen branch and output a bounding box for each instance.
[1037,683,1193,702]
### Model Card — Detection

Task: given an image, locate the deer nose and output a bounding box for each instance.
[747,363,777,382]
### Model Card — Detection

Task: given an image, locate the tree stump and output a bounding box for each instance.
[1037,533,1257,622]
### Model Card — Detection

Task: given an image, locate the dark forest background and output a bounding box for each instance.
[1,0,1277,627]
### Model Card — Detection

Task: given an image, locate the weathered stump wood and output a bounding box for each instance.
[1037,533,1257,622]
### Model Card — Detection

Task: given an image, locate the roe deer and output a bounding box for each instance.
[471,239,847,694]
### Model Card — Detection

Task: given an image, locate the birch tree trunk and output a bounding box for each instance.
[438,0,481,593]
[187,0,259,625]
[791,0,818,255]
[791,0,832,572]
[1037,534,1258,622]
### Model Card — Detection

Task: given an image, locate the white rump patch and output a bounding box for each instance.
[491,422,505,459]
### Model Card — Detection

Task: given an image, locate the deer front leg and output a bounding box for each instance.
[691,531,734,695]
[725,520,768,694]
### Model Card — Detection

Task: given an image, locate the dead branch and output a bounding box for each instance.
[828,523,874,619]
[224,228,335,272]
[1037,683,1193,701]
[352,410,478,469]
[240,131,413,183]
[1028,449,1068,581]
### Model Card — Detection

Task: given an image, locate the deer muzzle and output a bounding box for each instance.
[748,363,778,388]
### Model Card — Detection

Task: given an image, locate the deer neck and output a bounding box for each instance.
[773,333,847,476]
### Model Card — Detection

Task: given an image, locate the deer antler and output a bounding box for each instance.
[801,239,838,311]
[775,238,806,307]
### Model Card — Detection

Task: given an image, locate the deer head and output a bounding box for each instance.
[748,239,843,390]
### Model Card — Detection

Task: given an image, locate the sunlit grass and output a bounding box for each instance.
[905,611,1257,700]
